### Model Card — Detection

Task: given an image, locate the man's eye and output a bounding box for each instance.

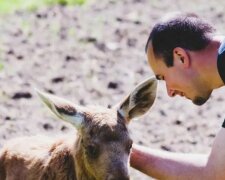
[126,140,133,152]
[156,75,164,81]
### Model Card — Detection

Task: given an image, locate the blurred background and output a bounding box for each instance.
[0,0,225,179]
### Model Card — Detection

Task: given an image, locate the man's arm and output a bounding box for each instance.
[130,128,225,180]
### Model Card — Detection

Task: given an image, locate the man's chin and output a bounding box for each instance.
[192,97,209,106]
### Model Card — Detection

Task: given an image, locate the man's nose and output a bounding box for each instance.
[166,84,175,97]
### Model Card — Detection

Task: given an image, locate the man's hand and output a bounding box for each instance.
[130,128,225,180]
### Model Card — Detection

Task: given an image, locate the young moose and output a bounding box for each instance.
[0,77,157,180]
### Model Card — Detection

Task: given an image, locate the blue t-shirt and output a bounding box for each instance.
[218,39,225,128]
[217,39,225,84]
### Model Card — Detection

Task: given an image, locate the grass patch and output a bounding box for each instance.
[0,63,3,71]
[0,0,87,14]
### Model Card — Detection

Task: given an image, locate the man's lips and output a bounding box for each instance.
[177,92,191,100]
[175,91,184,97]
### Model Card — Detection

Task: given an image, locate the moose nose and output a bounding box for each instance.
[107,175,129,180]
[107,169,129,180]
[106,160,130,180]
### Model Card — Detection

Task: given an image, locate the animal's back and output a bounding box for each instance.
[0,147,6,179]
[0,135,76,180]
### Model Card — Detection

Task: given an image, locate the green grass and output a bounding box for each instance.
[0,0,87,14]
[0,63,3,71]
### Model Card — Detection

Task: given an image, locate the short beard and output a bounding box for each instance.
[193,97,208,106]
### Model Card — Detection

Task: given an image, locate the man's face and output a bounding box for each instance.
[147,43,212,105]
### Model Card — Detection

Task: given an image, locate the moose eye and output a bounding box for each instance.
[86,144,99,159]
[126,140,133,153]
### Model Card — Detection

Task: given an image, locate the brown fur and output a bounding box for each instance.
[0,136,76,180]
[0,77,157,180]
[0,109,131,180]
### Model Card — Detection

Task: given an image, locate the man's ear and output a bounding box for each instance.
[173,47,190,68]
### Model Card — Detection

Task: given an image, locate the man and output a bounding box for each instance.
[130,12,225,179]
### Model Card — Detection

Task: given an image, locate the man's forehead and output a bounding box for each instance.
[146,42,158,70]
[146,42,166,79]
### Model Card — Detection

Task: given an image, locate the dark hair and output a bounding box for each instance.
[146,13,214,67]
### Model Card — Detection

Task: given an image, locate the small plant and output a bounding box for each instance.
[0,50,4,71]
[0,0,87,14]
[0,62,4,71]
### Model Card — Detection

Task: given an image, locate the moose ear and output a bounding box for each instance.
[117,77,157,123]
[36,90,85,129]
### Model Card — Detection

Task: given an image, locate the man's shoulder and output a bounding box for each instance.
[217,37,225,84]
[222,119,225,128]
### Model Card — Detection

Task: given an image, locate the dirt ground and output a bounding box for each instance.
[0,0,225,179]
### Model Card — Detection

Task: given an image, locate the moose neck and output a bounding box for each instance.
[74,137,96,180]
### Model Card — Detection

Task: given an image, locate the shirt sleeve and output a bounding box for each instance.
[222,119,225,128]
